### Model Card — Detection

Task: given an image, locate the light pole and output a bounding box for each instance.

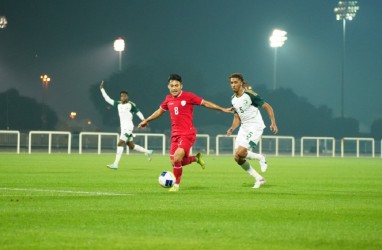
[114,37,125,71]
[5,90,9,129]
[40,74,51,129]
[269,29,287,90]
[334,1,359,118]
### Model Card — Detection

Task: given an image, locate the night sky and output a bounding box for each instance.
[1,0,381,132]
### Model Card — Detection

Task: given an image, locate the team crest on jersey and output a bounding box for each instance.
[181,100,186,106]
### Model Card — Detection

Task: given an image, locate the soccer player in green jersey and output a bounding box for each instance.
[100,81,153,170]
[226,73,278,189]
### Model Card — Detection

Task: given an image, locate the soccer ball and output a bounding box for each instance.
[158,171,175,188]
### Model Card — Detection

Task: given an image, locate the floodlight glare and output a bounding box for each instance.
[269,29,287,90]
[40,74,51,88]
[270,29,287,48]
[114,37,125,52]
[114,37,125,71]
[0,16,7,28]
[334,1,359,21]
[70,112,77,119]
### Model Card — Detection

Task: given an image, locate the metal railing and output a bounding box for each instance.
[0,130,380,158]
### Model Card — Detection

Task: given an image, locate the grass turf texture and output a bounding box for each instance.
[0,154,381,250]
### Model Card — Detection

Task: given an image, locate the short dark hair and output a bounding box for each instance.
[229,73,244,82]
[120,90,128,95]
[229,73,248,85]
[168,74,182,83]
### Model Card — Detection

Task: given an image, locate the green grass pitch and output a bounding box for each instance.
[0,154,381,250]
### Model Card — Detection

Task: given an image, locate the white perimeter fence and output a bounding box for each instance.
[0,130,381,158]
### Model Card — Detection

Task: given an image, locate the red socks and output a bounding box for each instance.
[172,156,196,185]
[173,161,183,184]
[181,156,196,166]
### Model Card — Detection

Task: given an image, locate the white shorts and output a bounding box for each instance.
[120,129,135,142]
[234,126,264,150]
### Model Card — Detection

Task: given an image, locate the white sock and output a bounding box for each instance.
[133,144,149,153]
[240,161,262,180]
[246,151,262,161]
[114,146,124,165]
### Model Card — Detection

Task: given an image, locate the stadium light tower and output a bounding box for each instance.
[269,29,287,90]
[40,74,51,129]
[334,1,359,118]
[114,37,125,71]
[40,74,51,88]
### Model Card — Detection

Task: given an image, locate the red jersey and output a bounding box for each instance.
[160,91,203,136]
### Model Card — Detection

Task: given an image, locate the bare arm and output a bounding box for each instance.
[261,102,278,134]
[99,80,114,106]
[138,108,166,128]
[201,100,232,113]
[227,113,241,136]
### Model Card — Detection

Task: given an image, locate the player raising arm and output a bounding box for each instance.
[138,74,232,192]
[100,81,153,170]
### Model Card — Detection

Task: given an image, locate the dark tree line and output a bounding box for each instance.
[0,89,58,131]
[1,68,380,140]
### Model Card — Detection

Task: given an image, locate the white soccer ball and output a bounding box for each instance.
[158,171,175,188]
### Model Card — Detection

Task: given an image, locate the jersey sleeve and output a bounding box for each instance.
[230,94,237,113]
[188,92,203,105]
[232,105,238,114]
[136,111,145,121]
[247,91,265,107]
[129,101,139,114]
[160,96,169,111]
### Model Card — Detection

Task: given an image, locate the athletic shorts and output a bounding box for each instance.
[170,134,196,157]
[120,129,134,142]
[235,126,264,150]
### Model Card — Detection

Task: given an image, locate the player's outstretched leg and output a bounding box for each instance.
[145,150,153,161]
[107,146,123,170]
[132,144,153,161]
[246,151,268,172]
[107,163,118,170]
[253,178,266,189]
[240,160,265,189]
[259,154,267,172]
[196,152,205,169]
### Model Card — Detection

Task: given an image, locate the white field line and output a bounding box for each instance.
[0,187,134,196]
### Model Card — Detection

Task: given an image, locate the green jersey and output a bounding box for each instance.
[231,91,266,130]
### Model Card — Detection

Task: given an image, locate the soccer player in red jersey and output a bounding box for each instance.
[138,74,232,192]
